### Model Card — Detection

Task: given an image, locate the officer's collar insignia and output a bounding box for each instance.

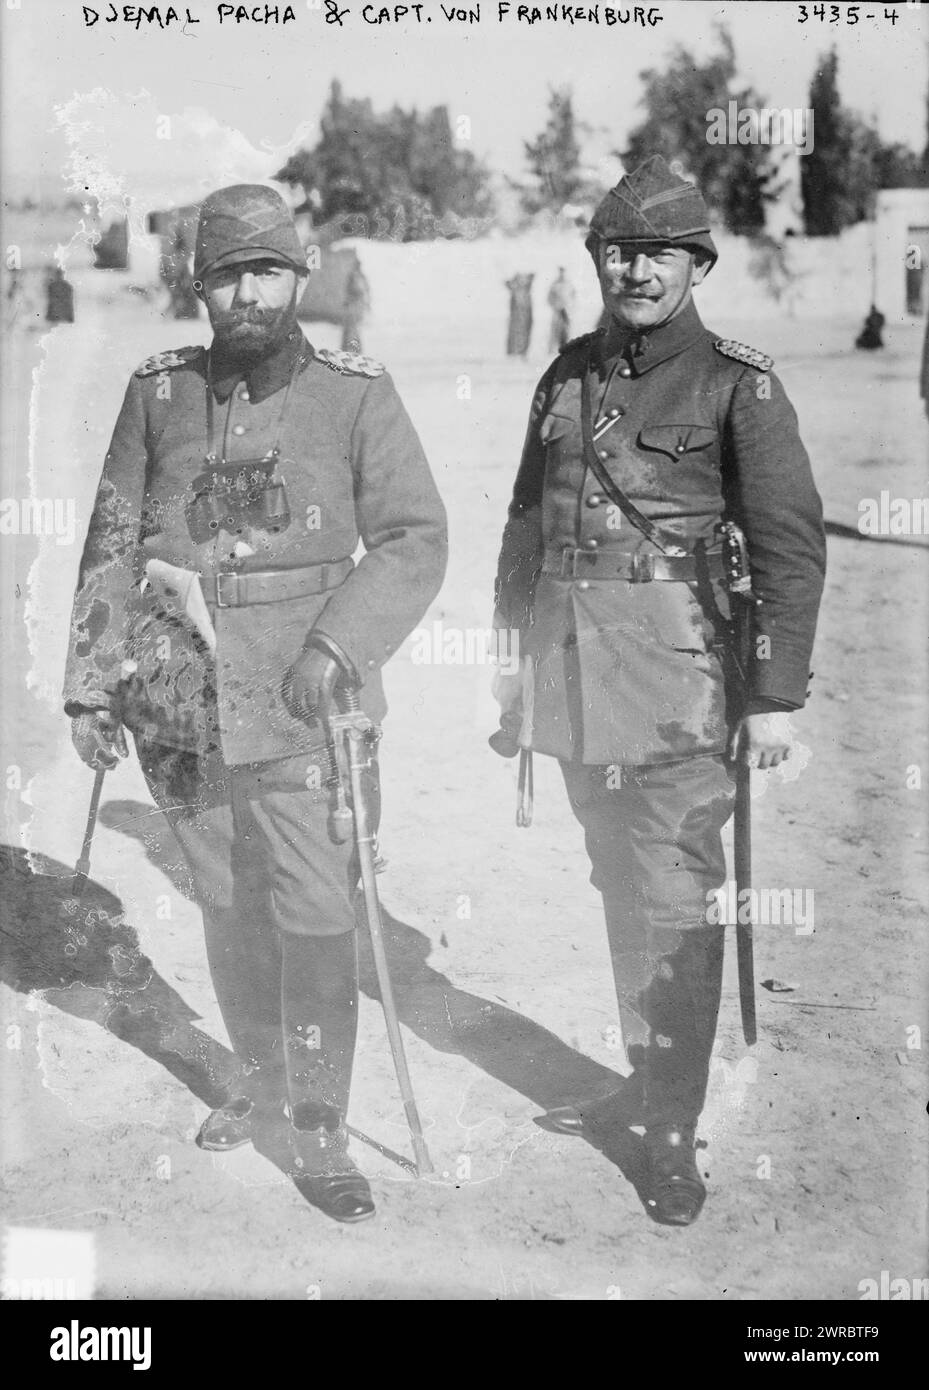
[314,347,385,378]
[714,339,773,372]
[135,346,204,377]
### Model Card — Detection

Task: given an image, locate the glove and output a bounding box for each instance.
[282,648,344,722]
[488,711,523,759]
[71,709,128,770]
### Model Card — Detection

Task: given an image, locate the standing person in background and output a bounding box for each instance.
[341,258,371,353]
[547,267,575,352]
[46,265,75,324]
[506,272,534,358]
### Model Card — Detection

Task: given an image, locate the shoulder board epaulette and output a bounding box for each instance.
[314,347,385,378]
[134,346,204,377]
[558,332,596,356]
[713,338,773,372]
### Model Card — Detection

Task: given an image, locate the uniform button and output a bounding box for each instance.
[232,424,246,437]
[367,658,377,669]
[609,406,623,417]
[238,387,250,401]
[599,449,609,460]
[576,580,590,592]
[618,364,632,378]
[586,493,603,508]
[585,538,599,550]
[676,443,685,453]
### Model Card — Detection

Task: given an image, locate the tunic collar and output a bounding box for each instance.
[208,326,312,404]
[598,298,705,376]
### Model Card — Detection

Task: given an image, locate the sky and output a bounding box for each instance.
[1,1,926,213]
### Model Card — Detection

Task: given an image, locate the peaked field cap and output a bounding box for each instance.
[194,184,307,280]
[586,155,718,266]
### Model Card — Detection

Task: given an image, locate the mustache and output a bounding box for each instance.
[212,306,280,329]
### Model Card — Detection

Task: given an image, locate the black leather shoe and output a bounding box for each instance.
[195,1096,254,1152]
[290,1102,375,1224]
[293,1170,375,1224]
[539,1076,645,1137]
[642,1125,707,1227]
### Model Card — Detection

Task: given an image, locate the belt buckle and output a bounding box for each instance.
[630,552,655,583]
[214,571,239,608]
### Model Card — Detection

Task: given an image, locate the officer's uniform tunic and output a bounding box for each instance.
[64,329,447,1087]
[496,301,825,1126]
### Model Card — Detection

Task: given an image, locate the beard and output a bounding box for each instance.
[210,295,298,364]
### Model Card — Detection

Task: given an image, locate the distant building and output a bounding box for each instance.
[874,190,929,323]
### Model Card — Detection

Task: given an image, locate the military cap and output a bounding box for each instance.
[586,155,718,270]
[194,184,307,281]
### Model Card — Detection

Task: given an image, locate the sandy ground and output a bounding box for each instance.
[1,265,927,1301]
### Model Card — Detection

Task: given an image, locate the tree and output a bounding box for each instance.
[515,87,585,217]
[800,51,854,235]
[801,50,928,235]
[621,28,768,236]
[275,82,494,240]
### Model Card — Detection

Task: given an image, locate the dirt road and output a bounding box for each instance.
[2,272,927,1300]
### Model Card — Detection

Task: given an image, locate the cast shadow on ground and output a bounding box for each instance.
[1,810,648,1200]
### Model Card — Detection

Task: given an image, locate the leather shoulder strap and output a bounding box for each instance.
[580,345,686,558]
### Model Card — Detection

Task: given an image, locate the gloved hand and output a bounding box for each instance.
[488,711,523,759]
[71,708,128,770]
[282,647,343,722]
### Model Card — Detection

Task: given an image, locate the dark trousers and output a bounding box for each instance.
[138,740,378,1113]
[560,754,735,1129]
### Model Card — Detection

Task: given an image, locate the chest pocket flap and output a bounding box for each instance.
[638,424,717,460]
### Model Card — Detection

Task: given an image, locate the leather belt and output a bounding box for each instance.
[201,557,353,608]
[542,545,725,583]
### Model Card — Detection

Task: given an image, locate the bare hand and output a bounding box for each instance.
[729,710,794,770]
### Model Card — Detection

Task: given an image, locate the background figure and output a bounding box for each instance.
[165,229,201,320]
[45,265,74,324]
[4,266,24,330]
[341,258,371,352]
[546,267,575,352]
[855,303,885,350]
[505,273,534,357]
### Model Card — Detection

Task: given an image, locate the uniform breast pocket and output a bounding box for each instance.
[638,424,717,462]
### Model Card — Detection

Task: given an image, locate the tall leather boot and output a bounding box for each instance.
[281,931,375,1224]
[196,905,287,1152]
[629,923,725,1226]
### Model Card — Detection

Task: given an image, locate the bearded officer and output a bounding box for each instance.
[64,184,447,1223]
[492,156,825,1226]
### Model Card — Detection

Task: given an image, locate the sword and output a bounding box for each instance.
[71,767,107,900]
[323,685,433,1176]
[720,522,761,1047]
[733,759,756,1046]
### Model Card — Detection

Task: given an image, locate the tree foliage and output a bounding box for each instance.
[801,50,928,236]
[275,82,494,240]
[515,87,586,217]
